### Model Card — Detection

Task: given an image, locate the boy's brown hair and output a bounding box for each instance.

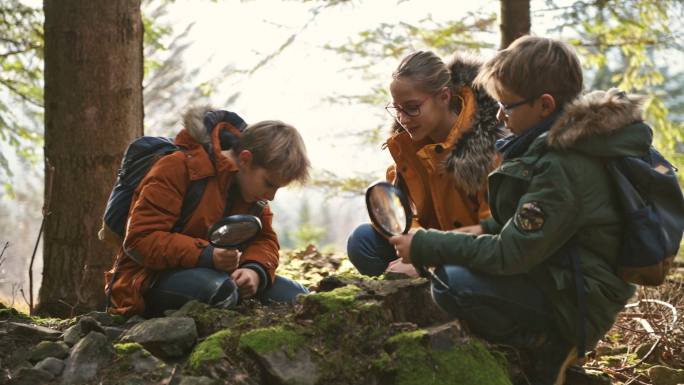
[235,120,310,184]
[475,36,583,107]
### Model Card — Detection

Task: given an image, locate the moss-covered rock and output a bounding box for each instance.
[239,326,305,357]
[114,342,144,355]
[381,330,512,385]
[188,330,234,372]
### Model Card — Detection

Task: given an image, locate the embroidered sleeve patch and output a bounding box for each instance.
[514,201,545,232]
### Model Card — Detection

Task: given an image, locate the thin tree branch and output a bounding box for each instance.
[0,77,43,107]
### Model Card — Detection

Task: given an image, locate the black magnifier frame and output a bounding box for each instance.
[207,214,262,249]
[365,181,413,237]
[365,181,450,290]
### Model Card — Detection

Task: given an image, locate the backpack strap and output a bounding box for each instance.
[172,178,208,233]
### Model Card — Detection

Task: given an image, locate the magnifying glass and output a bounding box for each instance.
[207,214,262,249]
[365,181,449,289]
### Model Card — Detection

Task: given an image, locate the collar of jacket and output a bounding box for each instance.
[175,106,240,181]
[546,88,650,154]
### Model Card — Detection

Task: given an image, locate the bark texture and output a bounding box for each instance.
[500,0,531,49]
[39,0,143,316]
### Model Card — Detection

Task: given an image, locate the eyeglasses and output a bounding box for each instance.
[497,95,539,117]
[385,96,431,119]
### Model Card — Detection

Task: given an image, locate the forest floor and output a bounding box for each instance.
[1,245,683,384]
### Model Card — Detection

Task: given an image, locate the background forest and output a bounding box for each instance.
[0,0,682,315]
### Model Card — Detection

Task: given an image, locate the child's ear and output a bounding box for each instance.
[238,150,253,168]
[439,86,451,104]
[539,94,557,117]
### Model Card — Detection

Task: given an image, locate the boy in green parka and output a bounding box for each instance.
[390,36,646,385]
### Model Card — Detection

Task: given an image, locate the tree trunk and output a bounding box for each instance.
[38,0,143,317]
[500,0,531,49]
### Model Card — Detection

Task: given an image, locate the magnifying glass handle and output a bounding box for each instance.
[416,265,450,290]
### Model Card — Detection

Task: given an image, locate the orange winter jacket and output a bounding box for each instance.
[105,108,279,316]
[385,86,500,231]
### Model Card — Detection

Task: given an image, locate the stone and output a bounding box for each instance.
[61,332,115,384]
[78,316,105,335]
[82,311,114,326]
[177,376,220,385]
[252,348,320,385]
[120,317,198,359]
[29,340,70,362]
[8,367,53,385]
[128,348,168,374]
[104,326,125,341]
[62,323,82,346]
[34,357,65,377]
[6,322,61,341]
[648,365,684,385]
[124,315,146,326]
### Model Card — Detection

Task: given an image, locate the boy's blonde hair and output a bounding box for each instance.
[475,36,583,107]
[236,120,310,184]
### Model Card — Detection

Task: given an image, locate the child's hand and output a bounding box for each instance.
[389,232,415,263]
[231,268,260,299]
[213,248,240,272]
[386,259,419,277]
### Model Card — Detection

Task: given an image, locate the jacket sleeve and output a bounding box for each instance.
[240,204,280,284]
[411,159,583,275]
[123,154,207,270]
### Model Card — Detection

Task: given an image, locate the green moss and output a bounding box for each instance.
[110,314,127,325]
[387,331,512,385]
[239,326,305,357]
[114,342,144,355]
[309,285,361,312]
[188,329,233,371]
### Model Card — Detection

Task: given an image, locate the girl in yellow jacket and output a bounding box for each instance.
[347,51,503,276]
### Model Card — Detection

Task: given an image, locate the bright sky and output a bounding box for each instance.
[155,0,504,247]
[163,0,501,178]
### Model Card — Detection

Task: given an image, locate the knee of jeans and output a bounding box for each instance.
[434,265,479,296]
[346,224,388,277]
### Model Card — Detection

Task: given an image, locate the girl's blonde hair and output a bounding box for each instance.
[392,50,464,110]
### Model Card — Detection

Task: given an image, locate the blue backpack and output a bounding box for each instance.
[98,110,248,248]
[571,147,683,358]
[608,148,684,286]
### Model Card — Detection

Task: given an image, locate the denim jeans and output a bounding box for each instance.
[346,223,399,276]
[143,267,309,317]
[347,223,558,347]
[432,265,559,348]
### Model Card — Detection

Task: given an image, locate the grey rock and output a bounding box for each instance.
[120,317,197,359]
[83,311,114,326]
[424,321,465,351]
[128,348,169,374]
[62,323,82,346]
[648,365,684,385]
[104,326,125,341]
[124,315,146,326]
[177,376,220,385]
[8,367,53,385]
[61,332,115,384]
[29,340,70,362]
[250,348,320,385]
[78,316,105,335]
[7,322,61,341]
[34,357,65,377]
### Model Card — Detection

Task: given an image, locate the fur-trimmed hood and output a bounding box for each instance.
[182,105,214,145]
[389,54,505,195]
[547,88,652,156]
